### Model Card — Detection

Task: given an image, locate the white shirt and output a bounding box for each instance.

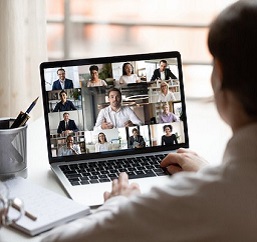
[95,142,111,152]
[160,71,165,80]
[59,79,65,89]
[119,74,140,84]
[57,144,81,156]
[158,91,176,102]
[94,105,143,129]
[43,123,257,242]
[87,79,107,87]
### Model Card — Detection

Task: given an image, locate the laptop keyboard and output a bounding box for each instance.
[59,154,169,186]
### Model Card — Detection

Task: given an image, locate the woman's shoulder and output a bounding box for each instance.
[87,80,93,86]
[100,79,107,85]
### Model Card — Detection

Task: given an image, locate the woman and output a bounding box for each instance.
[159,102,178,123]
[87,65,107,87]
[161,124,178,146]
[157,81,176,102]
[43,2,257,241]
[119,62,141,85]
[95,133,111,152]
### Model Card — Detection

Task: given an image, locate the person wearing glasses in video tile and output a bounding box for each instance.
[87,65,107,87]
[52,68,74,90]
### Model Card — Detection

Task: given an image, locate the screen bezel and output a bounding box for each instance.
[40,51,189,164]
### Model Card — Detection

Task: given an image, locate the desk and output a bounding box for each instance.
[0,98,232,242]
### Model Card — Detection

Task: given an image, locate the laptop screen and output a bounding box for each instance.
[40,51,189,163]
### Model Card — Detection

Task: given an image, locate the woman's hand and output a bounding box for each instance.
[160,148,208,174]
[104,173,141,202]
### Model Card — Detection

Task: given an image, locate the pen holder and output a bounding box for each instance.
[0,118,27,180]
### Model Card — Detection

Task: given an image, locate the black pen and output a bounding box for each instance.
[10,97,39,129]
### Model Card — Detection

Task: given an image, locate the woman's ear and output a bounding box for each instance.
[211,58,223,93]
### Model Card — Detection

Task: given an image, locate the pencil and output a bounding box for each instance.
[10,97,39,129]
[12,203,38,221]
[25,97,39,114]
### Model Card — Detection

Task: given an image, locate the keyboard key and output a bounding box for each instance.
[59,165,70,171]
[81,172,91,177]
[100,170,109,174]
[70,181,80,186]
[88,175,98,180]
[127,171,135,176]
[128,172,156,180]
[62,170,77,175]
[91,171,100,175]
[67,174,81,179]
[108,174,118,178]
[99,174,108,178]
[68,177,79,182]
[80,177,89,181]
[99,178,110,183]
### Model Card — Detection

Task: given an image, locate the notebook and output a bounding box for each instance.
[4,177,90,236]
[40,51,189,207]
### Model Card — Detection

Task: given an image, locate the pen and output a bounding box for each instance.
[10,97,39,129]
[25,97,39,114]
[12,201,38,221]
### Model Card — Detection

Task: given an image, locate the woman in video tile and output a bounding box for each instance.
[161,124,178,146]
[95,132,111,152]
[87,65,107,87]
[119,62,141,85]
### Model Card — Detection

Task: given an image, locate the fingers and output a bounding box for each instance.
[103,191,110,201]
[103,173,141,201]
[124,120,133,127]
[118,172,129,190]
[166,165,183,174]
[177,148,198,156]
[161,148,200,168]
[130,182,141,192]
[161,149,208,173]
[160,153,183,168]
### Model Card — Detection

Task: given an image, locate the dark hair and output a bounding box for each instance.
[89,65,99,73]
[132,128,138,133]
[122,62,134,75]
[66,134,74,142]
[98,132,107,143]
[159,60,168,65]
[208,0,257,117]
[107,87,122,98]
[63,112,69,117]
[57,68,65,74]
[59,90,67,97]
[163,124,172,132]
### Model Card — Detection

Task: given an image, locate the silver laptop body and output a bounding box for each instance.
[40,51,189,207]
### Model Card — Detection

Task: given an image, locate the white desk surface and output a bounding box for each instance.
[0,98,232,242]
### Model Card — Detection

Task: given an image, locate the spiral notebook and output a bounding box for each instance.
[4,177,90,236]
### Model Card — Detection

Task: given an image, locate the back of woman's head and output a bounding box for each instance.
[208,0,257,117]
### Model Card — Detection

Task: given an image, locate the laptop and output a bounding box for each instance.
[40,51,189,207]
